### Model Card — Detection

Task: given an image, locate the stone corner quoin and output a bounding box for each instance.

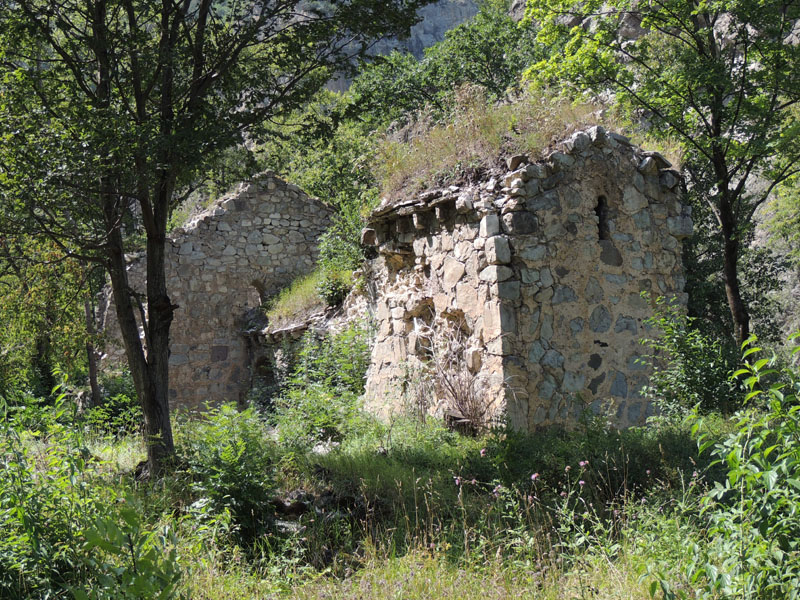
[99,172,334,410]
[361,126,692,429]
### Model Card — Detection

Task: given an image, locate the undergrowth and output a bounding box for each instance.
[4,334,799,599]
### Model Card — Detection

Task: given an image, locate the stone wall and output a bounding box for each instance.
[101,173,332,410]
[362,126,692,428]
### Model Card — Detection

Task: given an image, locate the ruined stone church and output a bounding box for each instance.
[103,125,692,428]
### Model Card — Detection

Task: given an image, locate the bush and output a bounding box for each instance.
[315,268,354,307]
[274,384,364,447]
[177,404,276,540]
[641,295,738,417]
[84,392,142,438]
[0,392,181,599]
[271,323,374,447]
[682,334,800,599]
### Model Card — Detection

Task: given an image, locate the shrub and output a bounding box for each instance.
[0,391,181,599]
[274,384,364,447]
[271,323,374,447]
[641,295,738,418]
[682,334,800,599]
[177,404,276,540]
[84,392,142,438]
[315,268,353,307]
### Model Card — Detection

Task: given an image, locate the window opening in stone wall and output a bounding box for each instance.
[595,195,610,240]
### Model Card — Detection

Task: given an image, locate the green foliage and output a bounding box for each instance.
[681,335,800,599]
[177,404,276,540]
[526,0,800,343]
[0,239,95,398]
[641,296,738,417]
[0,391,181,599]
[84,371,142,438]
[272,323,373,447]
[350,0,543,125]
[73,505,183,600]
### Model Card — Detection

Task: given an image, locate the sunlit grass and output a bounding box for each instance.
[374,85,681,198]
[265,269,327,328]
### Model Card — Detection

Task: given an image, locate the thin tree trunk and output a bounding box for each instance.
[103,196,174,476]
[83,294,102,408]
[721,219,750,346]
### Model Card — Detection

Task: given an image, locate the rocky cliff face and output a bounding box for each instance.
[327,0,480,91]
[373,0,479,58]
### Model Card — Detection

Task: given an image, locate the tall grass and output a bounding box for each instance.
[374,85,681,198]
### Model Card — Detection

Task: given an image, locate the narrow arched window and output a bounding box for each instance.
[595,196,610,240]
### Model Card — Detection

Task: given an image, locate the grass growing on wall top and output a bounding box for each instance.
[264,270,326,327]
[374,85,682,199]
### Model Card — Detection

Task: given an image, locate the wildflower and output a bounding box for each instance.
[565,465,571,472]
[480,448,487,457]
[560,491,567,497]
[578,480,585,486]
[531,472,539,481]
[646,469,651,476]
[692,470,699,478]
[454,476,462,486]
[492,484,502,497]
[470,478,477,485]
[579,460,588,468]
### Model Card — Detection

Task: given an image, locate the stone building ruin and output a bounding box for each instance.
[101,174,332,409]
[101,126,692,430]
[361,126,692,428]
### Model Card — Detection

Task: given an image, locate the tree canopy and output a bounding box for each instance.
[0,0,432,473]
[526,0,800,344]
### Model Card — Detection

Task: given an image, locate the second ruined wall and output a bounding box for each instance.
[101,174,332,410]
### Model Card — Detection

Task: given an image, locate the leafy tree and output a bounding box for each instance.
[0,237,97,399]
[350,0,542,127]
[526,0,800,344]
[0,0,431,474]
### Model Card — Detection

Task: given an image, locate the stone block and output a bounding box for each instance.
[480,214,501,237]
[479,265,513,282]
[563,372,585,393]
[667,215,693,239]
[485,235,511,264]
[502,212,538,235]
[589,305,612,332]
[442,257,466,288]
[497,281,520,300]
[552,285,577,305]
[519,245,547,262]
[610,372,628,398]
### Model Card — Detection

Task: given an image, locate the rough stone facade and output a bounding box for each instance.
[101,173,332,410]
[362,126,692,428]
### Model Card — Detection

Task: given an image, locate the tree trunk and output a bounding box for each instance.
[83,295,102,408]
[721,220,750,346]
[103,201,174,476]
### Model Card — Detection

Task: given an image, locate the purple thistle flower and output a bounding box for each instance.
[480,448,487,457]
[579,480,585,486]
[531,472,539,481]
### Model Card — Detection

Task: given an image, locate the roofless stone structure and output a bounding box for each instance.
[360,126,692,428]
[102,127,691,428]
[100,174,332,409]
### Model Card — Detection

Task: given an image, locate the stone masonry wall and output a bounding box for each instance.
[363,126,692,429]
[101,173,332,410]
